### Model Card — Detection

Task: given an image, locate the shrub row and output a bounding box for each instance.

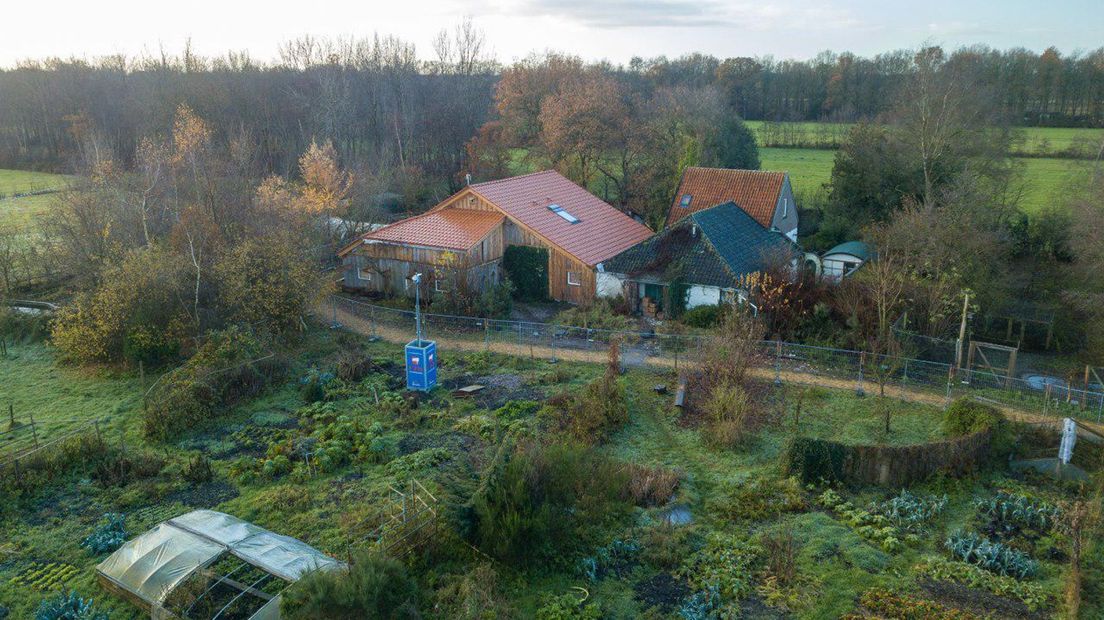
[784,429,992,487]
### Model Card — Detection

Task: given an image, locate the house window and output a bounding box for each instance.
[680,194,692,208]
[567,271,581,286]
[782,197,789,217]
[357,267,372,282]
[548,203,580,224]
[434,277,448,292]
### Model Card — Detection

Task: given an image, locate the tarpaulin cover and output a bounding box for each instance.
[95,523,223,604]
[96,509,342,610]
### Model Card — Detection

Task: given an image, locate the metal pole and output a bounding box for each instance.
[774,338,782,386]
[856,352,865,397]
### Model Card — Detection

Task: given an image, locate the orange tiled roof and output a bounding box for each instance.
[470,170,653,266]
[356,208,503,251]
[667,167,786,228]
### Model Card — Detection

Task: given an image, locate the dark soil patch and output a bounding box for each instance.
[25,487,101,527]
[443,373,545,409]
[739,595,791,619]
[397,431,479,456]
[166,480,239,509]
[920,578,1047,620]
[633,572,690,613]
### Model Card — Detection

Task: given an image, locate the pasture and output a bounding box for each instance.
[0,169,71,232]
[759,147,1094,214]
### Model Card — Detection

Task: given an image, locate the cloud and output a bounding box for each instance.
[500,0,863,31]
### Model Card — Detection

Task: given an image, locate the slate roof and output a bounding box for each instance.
[667,167,787,228]
[469,170,653,266]
[604,202,797,288]
[350,208,503,252]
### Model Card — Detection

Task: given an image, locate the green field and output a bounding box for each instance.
[759,147,1093,213]
[0,169,71,232]
[746,121,1104,158]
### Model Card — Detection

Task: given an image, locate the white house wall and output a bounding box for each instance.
[686,285,722,309]
[596,271,625,299]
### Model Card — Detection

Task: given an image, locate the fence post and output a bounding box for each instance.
[94,420,102,443]
[774,338,782,386]
[483,319,489,352]
[549,328,557,364]
[29,415,38,449]
[7,403,12,429]
[856,352,866,397]
[331,296,338,328]
[945,366,954,408]
[1044,383,1051,419]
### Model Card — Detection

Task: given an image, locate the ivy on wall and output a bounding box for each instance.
[503,246,549,301]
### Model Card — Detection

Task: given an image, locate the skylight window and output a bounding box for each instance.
[548,203,579,224]
[680,194,692,208]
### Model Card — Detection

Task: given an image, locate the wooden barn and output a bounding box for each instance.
[338,170,653,304]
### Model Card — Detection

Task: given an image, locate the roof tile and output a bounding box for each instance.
[668,167,786,228]
[359,209,503,251]
[471,170,653,266]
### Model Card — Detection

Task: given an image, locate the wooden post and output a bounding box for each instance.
[1006,348,1017,389]
[1045,320,1054,350]
[29,415,38,449]
[1044,382,1052,418]
[483,319,489,352]
[1006,318,1014,341]
[7,403,12,429]
[1083,366,1091,411]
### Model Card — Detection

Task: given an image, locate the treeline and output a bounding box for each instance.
[2,36,1102,180]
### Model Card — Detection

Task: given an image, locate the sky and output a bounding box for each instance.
[3,0,1101,67]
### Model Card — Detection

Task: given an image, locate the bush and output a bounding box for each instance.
[564,371,628,443]
[681,304,725,328]
[432,564,513,619]
[281,552,421,619]
[944,531,1038,579]
[702,379,750,448]
[626,463,681,507]
[679,532,761,611]
[34,591,108,620]
[942,398,1002,436]
[469,441,630,567]
[552,299,634,331]
[182,453,214,485]
[81,513,127,555]
[144,327,284,439]
[535,592,600,620]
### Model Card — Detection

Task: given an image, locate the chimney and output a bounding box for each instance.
[691,224,698,237]
[465,173,472,186]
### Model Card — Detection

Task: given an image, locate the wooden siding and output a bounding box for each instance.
[369,187,601,304]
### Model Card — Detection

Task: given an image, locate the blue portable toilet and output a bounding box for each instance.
[405,339,437,391]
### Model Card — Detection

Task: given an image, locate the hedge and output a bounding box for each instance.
[785,430,992,487]
[503,245,548,301]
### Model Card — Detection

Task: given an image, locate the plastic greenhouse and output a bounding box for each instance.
[96,509,342,619]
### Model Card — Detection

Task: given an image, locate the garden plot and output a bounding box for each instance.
[0,328,1099,618]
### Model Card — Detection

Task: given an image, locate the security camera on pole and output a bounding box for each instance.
[405,273,438,392]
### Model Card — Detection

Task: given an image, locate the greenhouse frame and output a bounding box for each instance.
[96,509,342,619]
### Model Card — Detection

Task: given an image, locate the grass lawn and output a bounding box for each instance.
[760,147,1093,214]
[0,327,1091,619]
[747,121,1104,158]
[0,344,146,459]
[0,169,71,233]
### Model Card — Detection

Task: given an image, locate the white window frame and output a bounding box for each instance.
[434,277,448,293]
[567,271,581,287]
[782,197,789,217]
[357,267,372,282]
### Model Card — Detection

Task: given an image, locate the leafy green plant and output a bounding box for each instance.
[944,530,1038,579]
[873,490,947,531]
[182,453,214,484]
[817,490,909,552]
[579,538,640,582]
[678,585,721,620]
[975,491,1059,535]
[34,591,108,620]
[678,532,761,610]
[914,557,1052,611]
[81,513,127,555]
[535,592,600,620]
[714,476,805,521]
[845,588,982,620]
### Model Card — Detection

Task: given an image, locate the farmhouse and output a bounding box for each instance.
[668,166,798,241]
[338,170,652,304]
[598,202,799,316]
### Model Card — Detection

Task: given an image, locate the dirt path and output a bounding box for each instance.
[325,304,1101,434]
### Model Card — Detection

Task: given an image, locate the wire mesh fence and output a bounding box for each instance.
[326,295,1104,425]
